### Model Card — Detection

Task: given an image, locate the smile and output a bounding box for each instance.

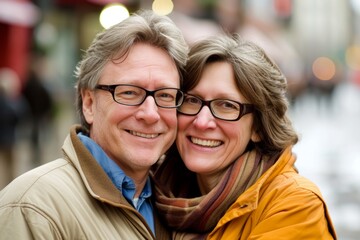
[128,130,159,139]
[190,137,222,147]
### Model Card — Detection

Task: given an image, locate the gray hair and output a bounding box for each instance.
[74,10,188,132]
[184,34,298,155]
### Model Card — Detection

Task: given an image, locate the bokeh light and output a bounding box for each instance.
[99,3,129,29]
[152,0,174,16]
[346,45,360,70]
[312,57,336,81]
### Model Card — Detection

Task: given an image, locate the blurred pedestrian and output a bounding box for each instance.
[22,53,54,166]
[0,68,24,188]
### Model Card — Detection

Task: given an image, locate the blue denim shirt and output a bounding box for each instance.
[78,133,155,234]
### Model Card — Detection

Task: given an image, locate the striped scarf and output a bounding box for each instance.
[151,149,277,239]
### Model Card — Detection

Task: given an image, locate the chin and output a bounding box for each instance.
[183,162,207,173]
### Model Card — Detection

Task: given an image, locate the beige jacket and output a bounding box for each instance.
[0,125,169,239]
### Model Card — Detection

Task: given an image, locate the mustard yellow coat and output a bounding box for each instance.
[208,148,337,240]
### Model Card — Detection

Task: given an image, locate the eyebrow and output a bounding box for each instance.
[187,91,244,102]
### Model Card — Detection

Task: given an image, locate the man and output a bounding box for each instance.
[0,10,188,239]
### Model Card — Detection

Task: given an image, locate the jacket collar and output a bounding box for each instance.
[62,125,132,206]
[223,147,296,215]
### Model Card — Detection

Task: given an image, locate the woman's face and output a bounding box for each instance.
[176,61,259,176]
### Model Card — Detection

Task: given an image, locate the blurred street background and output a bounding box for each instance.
[0,0,359,239]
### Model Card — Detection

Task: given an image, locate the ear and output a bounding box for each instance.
[82,89,95,125]
[250,129,261,143]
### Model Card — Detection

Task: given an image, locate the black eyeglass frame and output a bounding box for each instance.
[177,93,255,121]
[95,84,184,108]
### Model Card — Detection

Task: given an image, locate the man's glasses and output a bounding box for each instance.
[177,93,254,121]
[95,84,184,108]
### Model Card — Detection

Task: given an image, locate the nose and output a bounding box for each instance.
[135,96,160,123]
[192,105,217,129]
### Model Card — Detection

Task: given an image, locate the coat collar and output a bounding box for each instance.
[61,125,129,205]
[218,147,296,221]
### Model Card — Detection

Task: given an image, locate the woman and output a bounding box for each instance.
[151,35,337,239]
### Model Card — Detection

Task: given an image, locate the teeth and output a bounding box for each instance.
[191,137,222,147]
[129,131,159,139]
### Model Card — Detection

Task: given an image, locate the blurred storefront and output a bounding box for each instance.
[0,0,39,88]
[0,0,137,91]
[291,0,355,99]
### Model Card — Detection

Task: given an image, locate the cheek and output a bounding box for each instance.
[228,122,254,152]
[164,110,178,132]
[100,100,129,123]
[160,110,178,149]
[90,108,124,139]
[177,115,191,131]
[176,116,191,149]
[106,107,124,123]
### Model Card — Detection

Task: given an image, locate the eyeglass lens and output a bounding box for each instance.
[178,95,241,120]
[114,85,182,107]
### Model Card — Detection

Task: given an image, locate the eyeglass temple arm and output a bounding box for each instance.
[242,104,255,115]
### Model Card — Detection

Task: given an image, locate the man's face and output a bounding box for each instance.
[82,43,179,179]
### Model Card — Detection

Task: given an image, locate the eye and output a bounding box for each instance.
[117,90,138,98]
[184,95,201,105]
[156,90,176,102]
[215,100,240,111]
[115,86,142,100]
